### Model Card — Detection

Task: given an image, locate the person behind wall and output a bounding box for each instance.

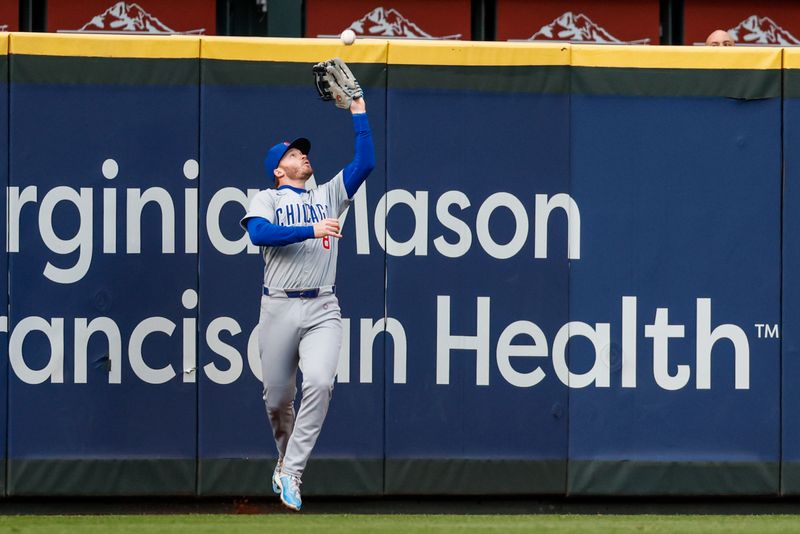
[706,29,735,46]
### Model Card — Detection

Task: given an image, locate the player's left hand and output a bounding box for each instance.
[313,58,363,110]
[350,97,366,114]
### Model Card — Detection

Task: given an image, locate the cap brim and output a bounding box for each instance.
[287,137,311,155]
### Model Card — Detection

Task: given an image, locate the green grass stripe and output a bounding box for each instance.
[3,514,800,533]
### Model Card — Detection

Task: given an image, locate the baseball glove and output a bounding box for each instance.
[313,58,363,110]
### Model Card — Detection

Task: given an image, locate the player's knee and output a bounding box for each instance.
[264,384,295,411]
[302,378,334,399]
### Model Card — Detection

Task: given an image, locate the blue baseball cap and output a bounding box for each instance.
[264,137,311,180]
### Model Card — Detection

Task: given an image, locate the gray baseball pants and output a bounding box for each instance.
[258,291,342,478]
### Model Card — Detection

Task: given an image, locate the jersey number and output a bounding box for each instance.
[322,236,331,250]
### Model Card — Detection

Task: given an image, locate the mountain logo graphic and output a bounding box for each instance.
[519,11,650,44]
[58,1,205,34]
[318,7,461,39]
[728,15,800,45]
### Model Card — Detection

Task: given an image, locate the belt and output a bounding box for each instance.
[264,285,335,298]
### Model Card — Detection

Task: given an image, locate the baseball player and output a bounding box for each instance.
[240,59,374,511]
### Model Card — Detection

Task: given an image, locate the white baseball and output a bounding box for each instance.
[340,29,356,46]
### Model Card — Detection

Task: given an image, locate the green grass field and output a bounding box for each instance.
[1,514,799,533]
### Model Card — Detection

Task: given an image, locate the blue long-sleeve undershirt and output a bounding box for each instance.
[246,113,374,247]
[343,112,376,198]
[247,217,314,246]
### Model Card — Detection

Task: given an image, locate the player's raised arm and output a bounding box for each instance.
[342,97,375,199]
[350,95,366,114]
[313,59,375,198]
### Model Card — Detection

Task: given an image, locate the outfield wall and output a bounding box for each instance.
[0,33,793,497]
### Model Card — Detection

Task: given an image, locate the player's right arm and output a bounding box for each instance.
[246,217,341,246]
[246,217,313,246]
[241,191,339,246]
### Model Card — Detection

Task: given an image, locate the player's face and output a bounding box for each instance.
[278,148,313,181]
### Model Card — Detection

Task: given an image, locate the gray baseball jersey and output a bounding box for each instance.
[240,172,350,289]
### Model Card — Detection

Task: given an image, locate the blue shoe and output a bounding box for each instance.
[271,460,282,494]
[279,474,302,511]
